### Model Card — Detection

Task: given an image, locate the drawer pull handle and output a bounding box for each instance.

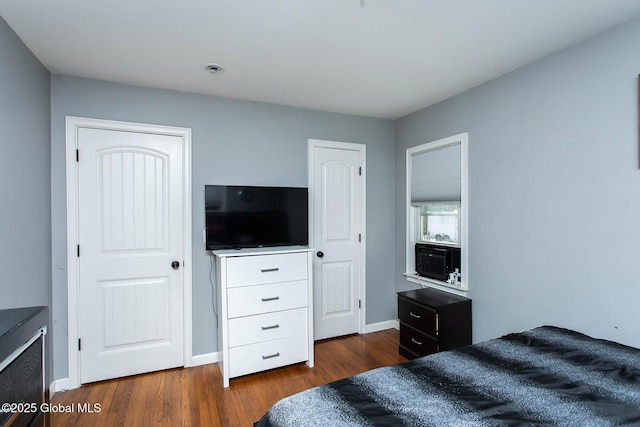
[261,296,280,302]
[261,324,280,330]
[409,312,421,319]
[411,338,423,346]
[261,268,279,273]
[262,352,280,360]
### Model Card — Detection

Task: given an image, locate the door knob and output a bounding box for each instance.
[316,251,324,258]
[171,261,180,269]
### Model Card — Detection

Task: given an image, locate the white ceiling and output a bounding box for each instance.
[2,1,640,119]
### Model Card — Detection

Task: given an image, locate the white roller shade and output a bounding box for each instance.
[411,142,461,204]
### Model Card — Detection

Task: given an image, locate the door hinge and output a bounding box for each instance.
[359,166,362,176]
[77,245,80,257]
[359,233,362,243]
[358,299,362,309]
[76,149,79,162]
[78,338,81,351]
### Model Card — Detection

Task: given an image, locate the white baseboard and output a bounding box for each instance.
[191,351,221,367]
[364,320,399,334]
[50,377,70,395]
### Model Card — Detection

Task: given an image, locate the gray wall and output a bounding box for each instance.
[0,16,52,378]
[395,18,640,348]
[50,75,396,379]
[0,18,51,313]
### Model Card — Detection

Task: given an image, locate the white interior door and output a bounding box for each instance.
[77,127,184,383]
[310,140,365,341]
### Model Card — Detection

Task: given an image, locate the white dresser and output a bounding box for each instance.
[213,246,314,387]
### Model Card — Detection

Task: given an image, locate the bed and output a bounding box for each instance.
[255,326,640,426]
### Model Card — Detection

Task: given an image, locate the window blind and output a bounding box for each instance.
[411,142,461,204]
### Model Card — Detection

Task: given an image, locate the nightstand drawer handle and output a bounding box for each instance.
[262,352,281,360]
[261,296,280,302]
[261,324,280,330]
[411,338,423,346]
[261,268,279,273]
[409,311,421,319]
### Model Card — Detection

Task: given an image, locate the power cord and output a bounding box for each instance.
[415,273,428,289]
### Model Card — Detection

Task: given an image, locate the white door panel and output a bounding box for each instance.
[99,277,169,348]
[322,161,353,242]
[99,149,168,252]
[320,261,354,318]
[311,142,364,340]
[78,127,184,383]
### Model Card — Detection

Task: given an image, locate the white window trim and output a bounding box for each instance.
[405,133,469,294]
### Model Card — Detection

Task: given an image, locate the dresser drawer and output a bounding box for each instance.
[228,308,307,347]
[228,335,308,378]
[226,252,308,287]
[227,280,307,318]
[400,323,438,357]
[398,297,437,336]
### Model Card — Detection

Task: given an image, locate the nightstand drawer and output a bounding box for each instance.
[226,252,307,287]
[400,323,438,357]
[398,297,437,336]
[227,280,307,318]
[228,308,307,347]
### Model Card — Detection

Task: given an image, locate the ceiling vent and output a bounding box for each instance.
[205,63,224,74]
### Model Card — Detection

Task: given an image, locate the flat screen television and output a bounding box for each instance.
[205,185,308,250]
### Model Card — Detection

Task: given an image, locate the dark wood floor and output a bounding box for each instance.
[51,329,407,427]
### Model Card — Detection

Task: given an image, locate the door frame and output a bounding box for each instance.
[308,139,366,335]
[65,116,193,389]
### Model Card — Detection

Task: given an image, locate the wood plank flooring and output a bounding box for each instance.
[50,329,407,427]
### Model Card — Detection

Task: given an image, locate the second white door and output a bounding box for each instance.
[309,140,365,341]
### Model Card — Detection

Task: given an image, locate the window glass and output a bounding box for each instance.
[418,203,460,244]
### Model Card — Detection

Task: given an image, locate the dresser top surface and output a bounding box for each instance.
[212,245,312,258]
[398,287,469,307]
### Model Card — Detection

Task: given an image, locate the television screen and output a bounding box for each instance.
[205,185,308,250]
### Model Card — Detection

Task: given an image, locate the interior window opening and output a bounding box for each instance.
[405,132,468,293]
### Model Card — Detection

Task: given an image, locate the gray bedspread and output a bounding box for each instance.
[256,326,640,426]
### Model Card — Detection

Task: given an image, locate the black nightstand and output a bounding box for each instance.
[397,288,471,359]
